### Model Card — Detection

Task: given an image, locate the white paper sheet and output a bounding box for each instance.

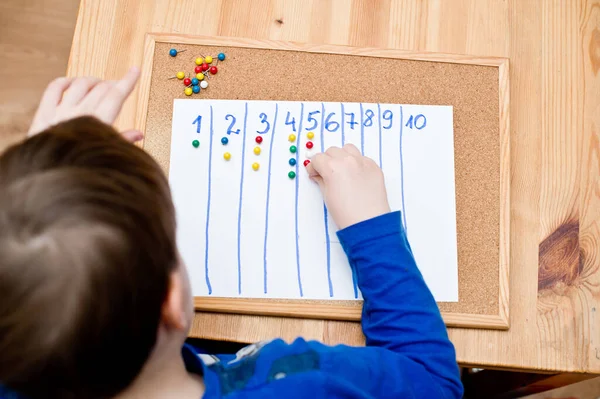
[169,99,459,302]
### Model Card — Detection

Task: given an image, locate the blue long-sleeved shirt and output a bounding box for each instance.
[185,211,462,398]
[0,211,462,398]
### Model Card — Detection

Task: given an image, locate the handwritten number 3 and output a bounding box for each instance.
[257,113,270,134]
[225,114,240,135]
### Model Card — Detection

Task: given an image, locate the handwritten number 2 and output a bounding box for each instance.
[192,115,202,133]
[363,110,374,127]
[225,114,240,135]
[256,112,270,134]
[382,110,393,129]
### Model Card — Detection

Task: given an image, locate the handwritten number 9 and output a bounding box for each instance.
[324,112,340,132]
[256,113,270,134]
[225,114,240,135]
[382,110,393,129]
[305,110,320,131]
[192,115,202,133]
[363,110,374,127]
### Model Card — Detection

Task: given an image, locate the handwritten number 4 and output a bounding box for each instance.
[285,111,296,132]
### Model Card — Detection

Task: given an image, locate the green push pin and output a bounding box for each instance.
[289,145,297,153]
[192,140,200,148]
[288,171,296,179]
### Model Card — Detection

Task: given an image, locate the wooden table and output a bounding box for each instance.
[68,0,600,374]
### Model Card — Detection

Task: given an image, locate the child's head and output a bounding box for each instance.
[0,117,194,398]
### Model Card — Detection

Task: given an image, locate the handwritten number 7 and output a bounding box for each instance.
[257,112,270,134]
[192,115,202,133]
[382,110,393,129]
[225,114,240,135]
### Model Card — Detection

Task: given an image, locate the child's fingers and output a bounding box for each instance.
[307,152,332,179]
[120,129,144,143]
[95,67,140,124]
[29,77,73,136]
[343,143,361,156]
[60,77,102,106]
[79,80,115,111]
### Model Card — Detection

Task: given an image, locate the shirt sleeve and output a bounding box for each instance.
[336,211,463,398]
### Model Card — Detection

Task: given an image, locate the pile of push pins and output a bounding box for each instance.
[168,48,226,96]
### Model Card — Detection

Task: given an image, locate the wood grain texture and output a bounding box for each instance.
[68,0,600,372]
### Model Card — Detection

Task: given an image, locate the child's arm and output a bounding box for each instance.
[307,146,462,398]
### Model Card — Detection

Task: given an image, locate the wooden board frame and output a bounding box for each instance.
[136,33,510,330]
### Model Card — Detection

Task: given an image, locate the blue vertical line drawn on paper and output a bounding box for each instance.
[377,104,383,168]
[360,103,365,155]
[263,104,279,294]
[340,103,345,145]
[321,103,333,297]
[341,104,358,298]
[295,103,305,297]
[204,106,214,295]
[236,102,249,295]
[399,105,407,234]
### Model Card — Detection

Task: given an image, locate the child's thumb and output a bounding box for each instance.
[121,129,144,143]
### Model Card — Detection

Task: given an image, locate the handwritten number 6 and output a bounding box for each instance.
[257,113,270,134]
[324,112,340,132]
[225,114,240,135]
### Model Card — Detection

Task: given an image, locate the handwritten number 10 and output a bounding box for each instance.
[256,113,270,134]
[225,114,240,135]
[405,114,427,130]
[192,115,202,133]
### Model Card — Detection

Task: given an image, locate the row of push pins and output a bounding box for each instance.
[168,48,226,96]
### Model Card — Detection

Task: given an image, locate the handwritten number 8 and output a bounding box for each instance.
[256,112,270,134]
[363,110,374,127]
[382,110,393,129]
[225,114,240,135]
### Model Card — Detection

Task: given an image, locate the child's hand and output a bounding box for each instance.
[306,144,391,230]
[28,67,142,142]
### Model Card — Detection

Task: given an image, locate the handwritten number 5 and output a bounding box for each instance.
[225,114,240,135]
[305,110,320,131]
[257,112,270,134]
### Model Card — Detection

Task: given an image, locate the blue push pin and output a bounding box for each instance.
[221,137,229,145]
[218,52,226,61]
[192,85,200,94]
[289,158,297,166]
[191,77,199,86]
[169,48,187,57]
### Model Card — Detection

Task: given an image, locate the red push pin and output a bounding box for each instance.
[201,63,209,72]
[194,65,202,74]
[183,77,192,86]
[306,141,314,149]
[210,66,218,75]
[303,159,311,167]
[255,136,263,144]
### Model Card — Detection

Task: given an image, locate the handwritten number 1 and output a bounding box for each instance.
[257,112,270,134]
[192,115,202,133]
[225,114,240,135]
[382,110,393,129]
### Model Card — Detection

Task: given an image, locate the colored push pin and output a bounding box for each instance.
[252,162,260,171]
[306,141,314,149]
[209,66,218,75]
[205,56,213,64]
[195,65,202,74]
[218,53,226,61]
[289,158,297,166]
[303,159,311,167]
[288,134,296,142]
[191,77,199,86]
[289,145,297,153]
[255,136,263,144]
[195,57,204,65]
[200,80,208,89]
[224,152,231,161]
[192,85,200,94]
[183,77,192,86]
[288,171,296,179]
[169,48,186,57]
[307,131,315,140]
[192,139,200,148]
[184,87,193,96]
[168,71,186,80]
[305,150,314,159]
[201,63,210,72]
[221,137,229,145]
[253,146,261,155]
[196,73,205,81]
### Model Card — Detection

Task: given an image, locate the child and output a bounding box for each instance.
[0,68,463,399]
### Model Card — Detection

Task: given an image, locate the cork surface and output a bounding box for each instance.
[144,42,500,316]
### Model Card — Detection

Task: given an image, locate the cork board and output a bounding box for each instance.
[137,34,510,330]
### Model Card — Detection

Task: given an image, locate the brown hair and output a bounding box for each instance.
[0,117,178,398]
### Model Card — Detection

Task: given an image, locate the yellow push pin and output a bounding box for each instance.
[205,55,213,64]
[307,131,315,140]
[184,87,193,96]
[253,146,261,155]
[196,73,205,81]
[223,152,231,161]
[288,134,296,142]
[195,57,204,65]
[168,71,186,80]
[252,162,260,171]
